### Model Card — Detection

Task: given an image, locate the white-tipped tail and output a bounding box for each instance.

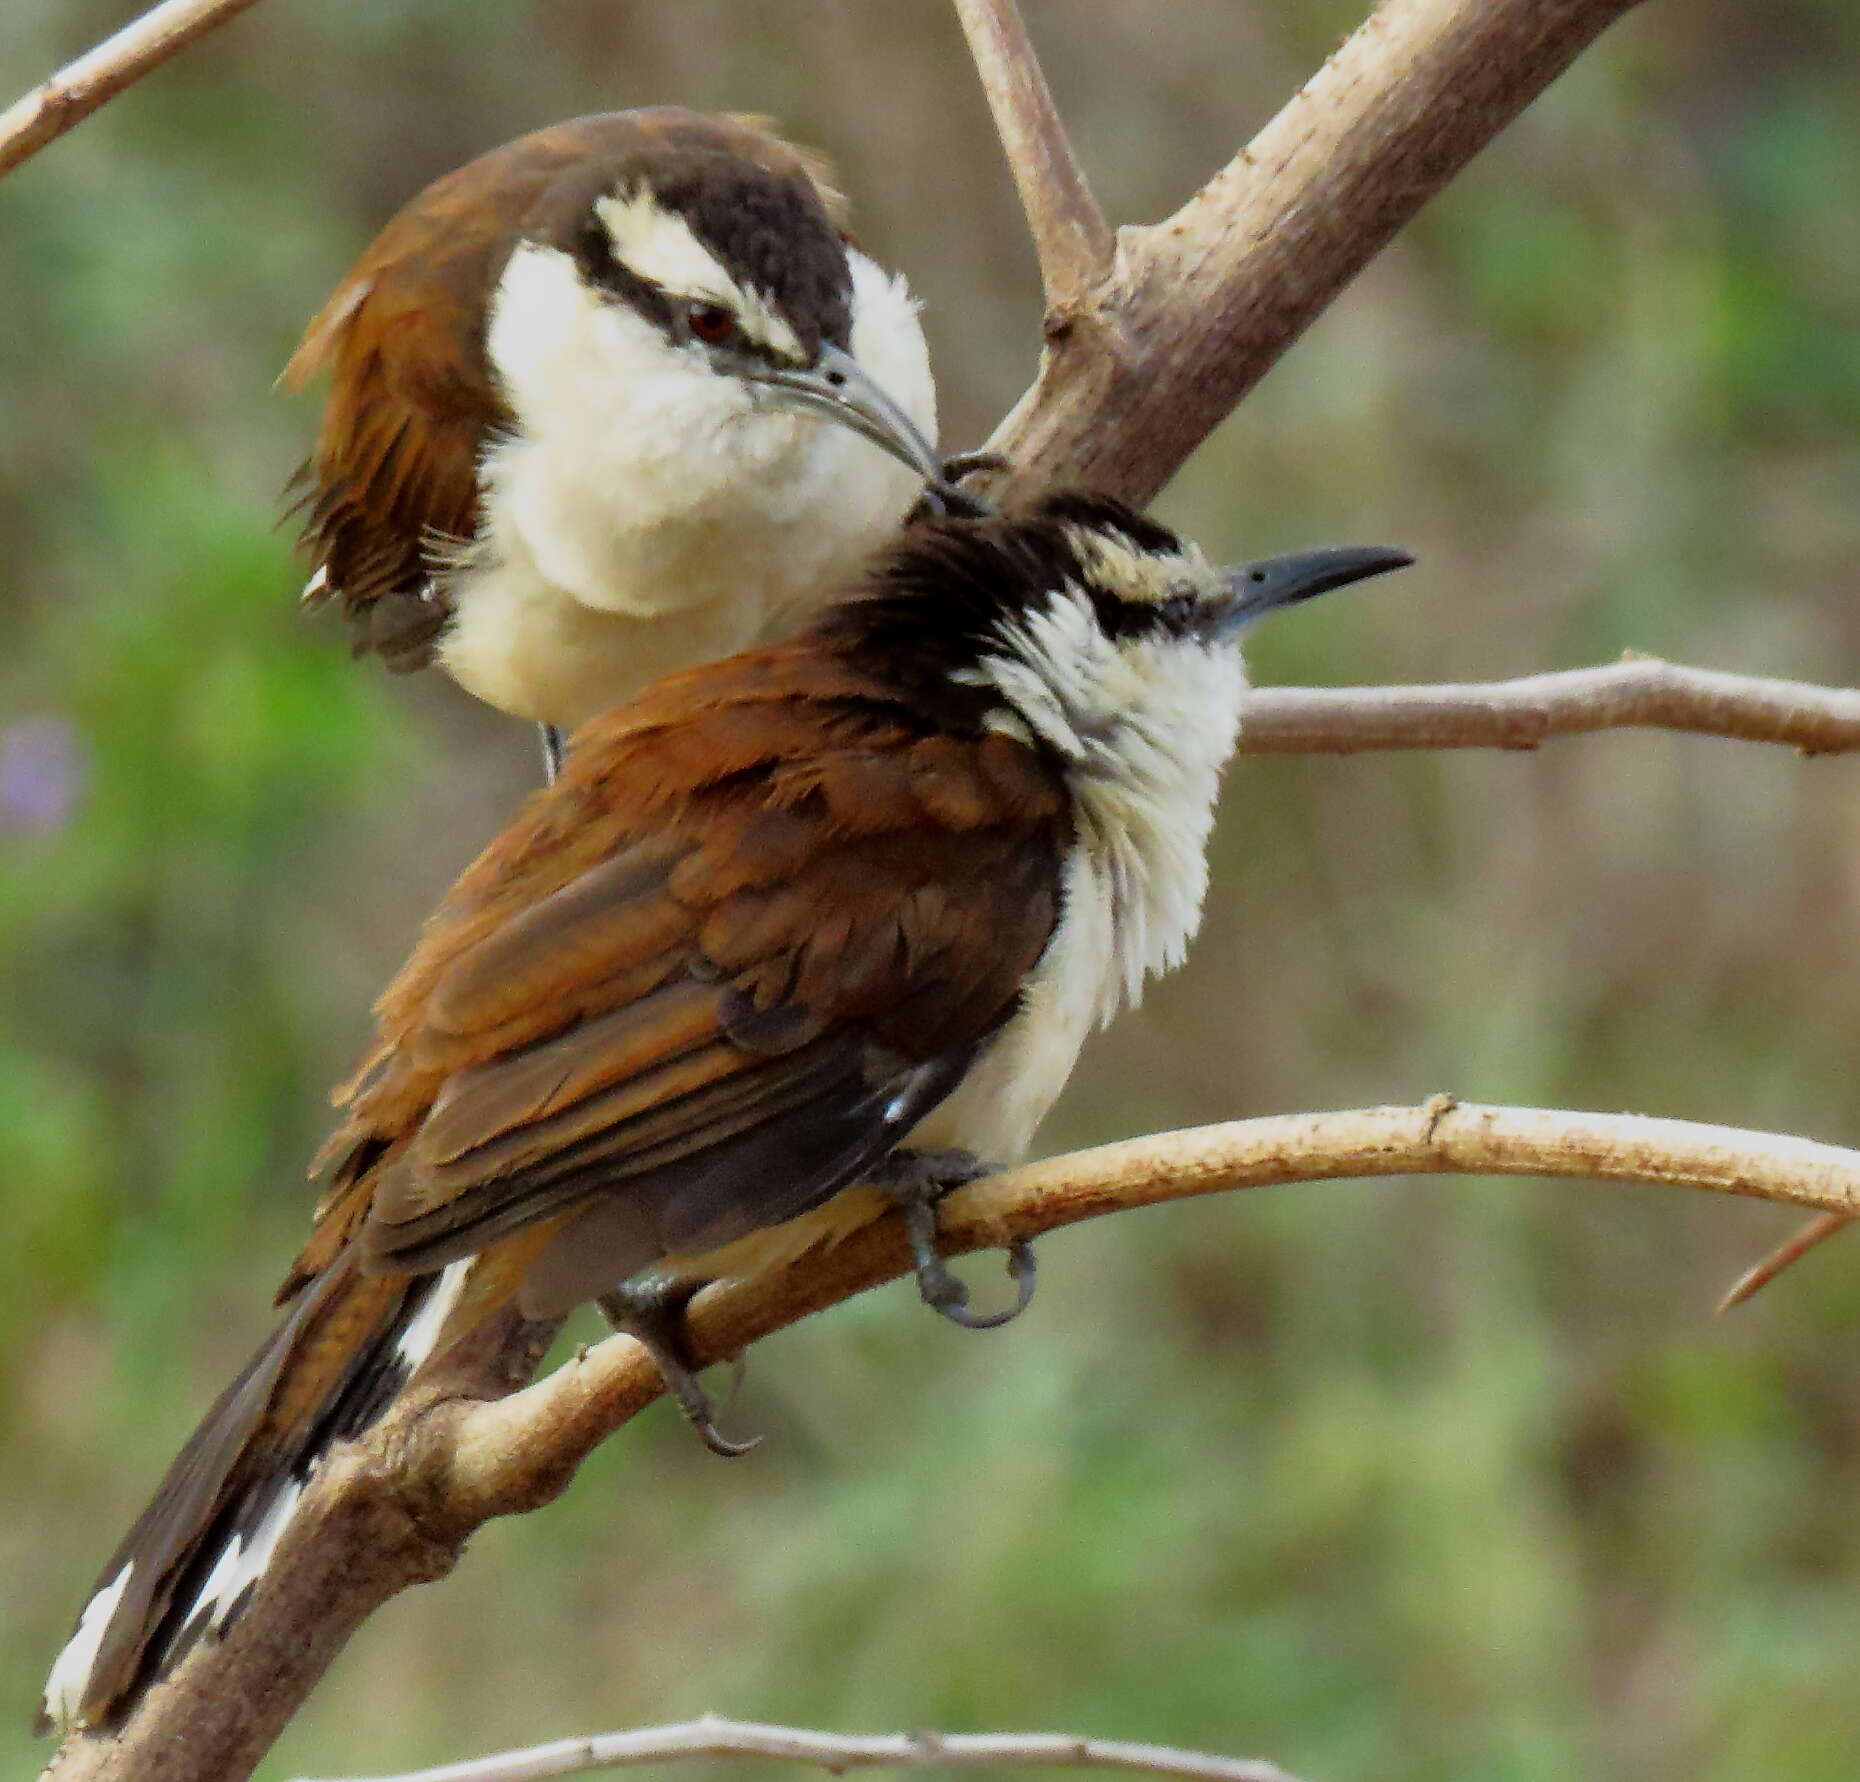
[40,1258,472,1732]
[42,1561,135,1732]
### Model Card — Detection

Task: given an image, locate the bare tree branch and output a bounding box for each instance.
[981,0,1647,506]
[290,1713,1308,1782]
[1237,656,1860,756]
[49,1098,1860,1782]
[951,0,1112,309]
[423,1097,1860,1533]
[0,0,265,179]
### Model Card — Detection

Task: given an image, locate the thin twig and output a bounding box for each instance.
[291,1714,1308,1782]
[951,0,1112,308]
[1238,657,1860,756]
[1717,1211,1850,1312]
[0,0,266,179]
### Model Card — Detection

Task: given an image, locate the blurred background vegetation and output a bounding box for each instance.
[5,1,1860,1777]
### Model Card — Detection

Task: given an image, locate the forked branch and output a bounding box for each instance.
[1718,1210,1850,1311]
[51,1100,1860,1782]
[982,0,1649,505]
[428,1097,1860,1529]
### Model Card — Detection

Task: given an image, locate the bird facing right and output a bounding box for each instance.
[42,490,1409,1736]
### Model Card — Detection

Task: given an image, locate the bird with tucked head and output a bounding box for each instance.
[42,491,1408,1735]
[287,107,951,772]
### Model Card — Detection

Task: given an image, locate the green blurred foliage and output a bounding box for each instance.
[5,2,1860,1778]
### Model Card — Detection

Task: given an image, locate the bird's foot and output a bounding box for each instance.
[872,1148,1037,1330]
[538,723,567,784]
[915,451,1010,521]
[594,1282,759,1458]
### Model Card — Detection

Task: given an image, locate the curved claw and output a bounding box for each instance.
[595,1287,762,1459]
[928,1239,1038,1331]
[652,1355,763,1459]
[877,1147,1033,1332]
[689,1353,760,1456]
[690,1415,762,1460]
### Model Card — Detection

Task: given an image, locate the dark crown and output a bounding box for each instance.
[544,148,854,359]
[812,493,1197,717]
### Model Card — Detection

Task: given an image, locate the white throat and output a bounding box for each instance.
[441,232,936,727]
[912,585,1246,1167]
[982,582,1247,1010]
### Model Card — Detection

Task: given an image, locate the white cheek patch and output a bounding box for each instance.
[594,190,805,363]
[954,575,1248,1019]
[848,248,937,440]
[963,584,1121,761]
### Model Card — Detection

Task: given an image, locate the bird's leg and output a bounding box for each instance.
[594,1281,759,1458]
[912,451,1011,522]
[538,723,567,784]
[871,1148,1037,1331]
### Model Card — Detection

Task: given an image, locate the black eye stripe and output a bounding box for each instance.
[1087,588,1200,640]
[564,216,675,332]
[561,217,799,363]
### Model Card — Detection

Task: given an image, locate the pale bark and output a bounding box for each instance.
[424,1098,1860,1532]
[291,1713,1307,1782]
[951,0,1112,310]
[48,1099,1860,1782]
[1237,656,1860,756]
[0,0,265,178]
[977,0,1648,506]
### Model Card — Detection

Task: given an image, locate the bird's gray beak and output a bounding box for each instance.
[1212,544,1414,638]
[747,342,945,485]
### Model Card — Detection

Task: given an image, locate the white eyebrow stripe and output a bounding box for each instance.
[1062,523,1198,606]
[594,191,806,363]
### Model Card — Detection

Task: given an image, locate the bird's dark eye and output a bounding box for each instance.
[1160,590,1199,629]
[685,301,738,345]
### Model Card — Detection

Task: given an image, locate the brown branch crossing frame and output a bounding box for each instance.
[53,0,1860,1778]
